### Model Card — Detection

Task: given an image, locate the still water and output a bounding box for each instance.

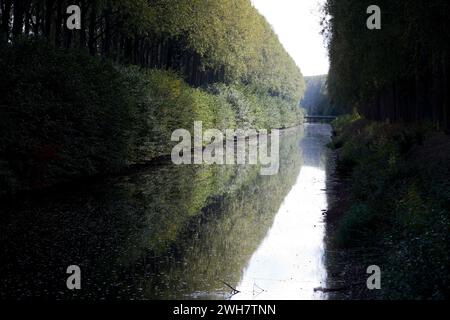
[232,124,330,300]
[0,124,332,300]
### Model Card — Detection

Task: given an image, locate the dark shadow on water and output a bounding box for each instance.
[0,125,336,300]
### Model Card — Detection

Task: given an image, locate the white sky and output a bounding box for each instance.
[252,0,329,76]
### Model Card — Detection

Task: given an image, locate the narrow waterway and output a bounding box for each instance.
[232,124,331,300]
[0,124,333,300]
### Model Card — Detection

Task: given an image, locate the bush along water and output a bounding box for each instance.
[328,115,450,299]
[0,40,304,195]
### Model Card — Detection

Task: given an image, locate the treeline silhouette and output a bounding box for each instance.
[324,0,450,130]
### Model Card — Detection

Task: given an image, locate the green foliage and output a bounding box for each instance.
[121,67,219,161]
[331,113,360,131]
[323,0,450,127]
[334,203,375,247]
[2,0,305,120]
[1,0,307,193]
[207,83,303,130]
[1,0,308,194]
[0,39,303,194]
[153,0,305,100]
[330,118,450,299]
[0,40,133,192]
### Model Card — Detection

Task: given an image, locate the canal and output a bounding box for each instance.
[0,124,333,300]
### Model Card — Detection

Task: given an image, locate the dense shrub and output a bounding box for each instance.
[0,40,133,193]
[0,40,304,194]
[207,83,303,130]
[329,115,450,299]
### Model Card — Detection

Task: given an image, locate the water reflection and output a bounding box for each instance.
[0,124,332,300]
[232,124,332,300]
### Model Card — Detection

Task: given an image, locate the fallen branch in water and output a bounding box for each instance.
[221,281,240,295]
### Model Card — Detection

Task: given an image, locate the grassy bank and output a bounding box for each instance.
[327,115,450,299]
[0,40,303,195]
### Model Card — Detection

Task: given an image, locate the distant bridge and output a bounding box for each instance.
[304,115,337,123]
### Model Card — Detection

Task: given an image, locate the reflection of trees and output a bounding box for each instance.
[0,128,304,299]
[299,124,331,168]
[139,128,304,299]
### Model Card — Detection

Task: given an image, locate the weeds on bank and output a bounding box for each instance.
[329,115,449,299]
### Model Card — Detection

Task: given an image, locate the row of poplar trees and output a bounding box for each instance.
[0,0,304,104]
[324,0,450,130]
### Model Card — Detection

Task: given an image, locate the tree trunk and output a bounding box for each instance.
[44,0,54,38]
[88,7,97,55]
[12,0,25,39]
[1,0,12,42]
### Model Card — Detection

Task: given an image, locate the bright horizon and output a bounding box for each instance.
[252,0,329,77]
